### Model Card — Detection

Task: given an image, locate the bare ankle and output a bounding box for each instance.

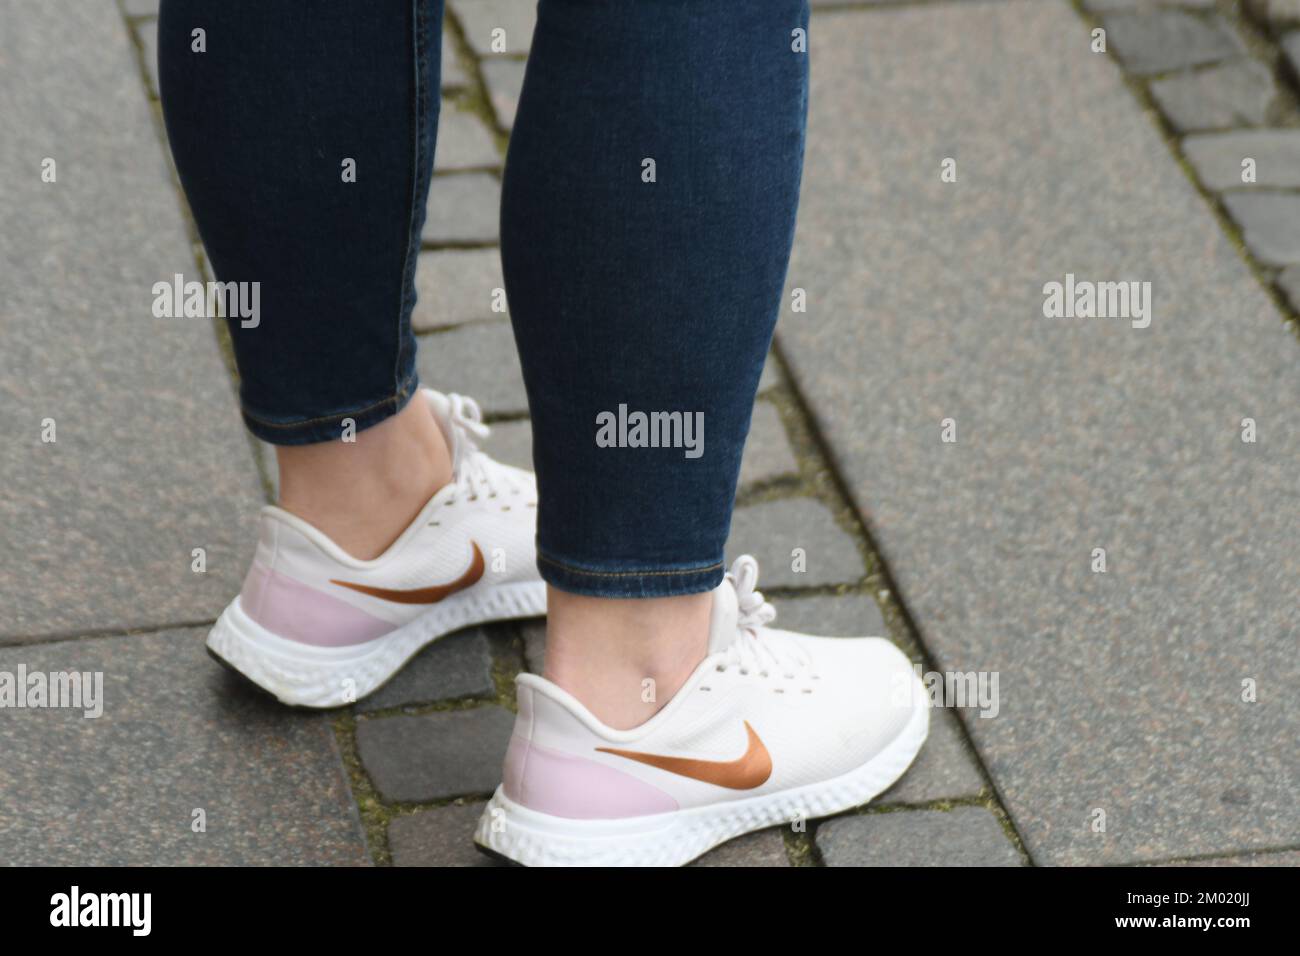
[276,396,453,559]
[543,586,713,730]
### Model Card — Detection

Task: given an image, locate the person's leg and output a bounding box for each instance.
[480,0,928,866]
[158,0,448,559]
[158,0,544,706]
[501,0,810,728]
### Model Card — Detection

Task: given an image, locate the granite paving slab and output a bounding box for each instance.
[739,401,799,487]
[817,806,1024,867]
[692,829,791,867]
[725,498,866,588]
[0,0,263,642]
[1182,130,1300,190]
[434,106,502,171]
[413,248,507,331]
[1101,10,1244,75]
[779,0,1300,865]
[1221,191,1300,264]
[0,628,369,865]
[423,171,501,245]
[356,704,515,803]
[480,58,526,129]
[354,627,496,714]
[415,320,529,415]
[1148,60,1278,133]
[388,801,500,866]
[453,0,536,57]
[442,31,470,90]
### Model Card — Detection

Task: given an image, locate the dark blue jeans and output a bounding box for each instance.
[158,0,809,598]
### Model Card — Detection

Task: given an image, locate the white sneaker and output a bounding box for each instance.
[474,555,929,866]
[206,390,545,707]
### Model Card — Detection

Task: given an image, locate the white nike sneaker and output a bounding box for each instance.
[206,390,545,708]
[474,555,929,866]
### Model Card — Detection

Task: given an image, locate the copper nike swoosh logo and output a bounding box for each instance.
[330,541,485,605]
[595,721,772,790]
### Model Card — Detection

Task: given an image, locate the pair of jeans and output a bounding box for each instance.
[158,0,809,598]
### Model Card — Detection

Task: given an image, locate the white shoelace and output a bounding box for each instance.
[445,393,524,503]
[718,555,815,679]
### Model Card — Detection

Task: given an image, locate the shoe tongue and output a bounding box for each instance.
[707,577,741,654]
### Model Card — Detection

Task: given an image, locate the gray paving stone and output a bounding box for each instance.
[1149,60,1278,132]
[453,0,536,57]
[878,708,986,805]
[484,417,534,471]
[434,107,501,171]
[520,618,546,673]
[1183,130,1300,189]
[481,58,526,129]
[766,594,889,641]
[123,0,159,16]
[692,829,791,867]
[758,353,782,393]
[356,704,514,802]
[1277,264,1300,311]
[136,17,159,97]
[1222,191,1300,264]
[817,807,1023,867]
[423,171,500,245]
[0,1,263,642]
[0,628,369,865]
[1102,10,1244,75]
[389,801,502,866]
[726,498,865,588]
[1286,32,1300,81]
[441,31,469,90]
[739,401,798,487]
[356,627,495,713]
[781,0,1300,865]
[1085,0,1215,10]
[413,248,507,331]
[415,320,529,415]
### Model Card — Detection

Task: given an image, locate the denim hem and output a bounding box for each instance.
[537,552,725,599]
[241,370,420,446]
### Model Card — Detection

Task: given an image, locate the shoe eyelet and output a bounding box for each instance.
[715,665,725,673]
[502,506,511,511]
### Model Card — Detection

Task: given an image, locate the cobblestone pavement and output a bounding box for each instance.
[1,0,1295,866]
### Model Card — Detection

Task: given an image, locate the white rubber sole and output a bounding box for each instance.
[473,682,931,867]
[206,580,546,708]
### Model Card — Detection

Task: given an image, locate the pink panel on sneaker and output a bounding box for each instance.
[241,562,394,647]
[503,735,679,819]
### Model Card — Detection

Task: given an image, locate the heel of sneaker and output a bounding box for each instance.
[205,597,383,707]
